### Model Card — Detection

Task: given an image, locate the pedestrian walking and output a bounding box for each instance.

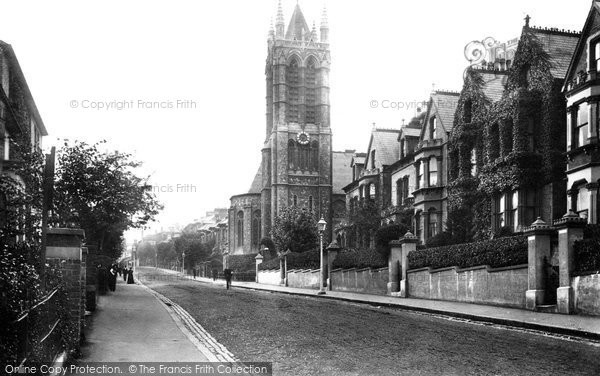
[108,265,117,292]
[193,268,197,279]
[127,267,135,284]
[123,266,128,282]
[212,269,218,281]
[223,268,233,289]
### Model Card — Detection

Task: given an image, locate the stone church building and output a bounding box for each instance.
[228,2,352,255]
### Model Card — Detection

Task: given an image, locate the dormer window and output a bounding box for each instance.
[594,41,600,71]
[429,117,437,139]
[370,150,376,169]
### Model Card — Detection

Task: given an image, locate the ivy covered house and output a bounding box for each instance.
[448,65,509,241]
[451,20,579,239]
[563,0,600,223]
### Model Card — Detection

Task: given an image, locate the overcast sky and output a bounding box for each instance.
[0,0,591,241]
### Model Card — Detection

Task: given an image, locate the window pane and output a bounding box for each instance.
[578,104,589,125]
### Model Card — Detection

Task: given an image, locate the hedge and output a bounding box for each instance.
[408,235,528,270]
[574,238,600,275]
[258,249,320,271]
[332,248,387,270]
[227,253,258,272]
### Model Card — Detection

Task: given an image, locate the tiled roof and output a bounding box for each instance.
[332,151,354,194]
[530,27,580,79]
[368,129,401,167]
[430,92,460,132]
[401,127,421,138]
[248,163,263,194]
[480,71,508,102]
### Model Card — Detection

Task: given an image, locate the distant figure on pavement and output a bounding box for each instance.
[223,268,232,289]
[127,267,135,284]
[212,269,218,281]
[108,265,117,291]
[193,268,197,279]
[123,266,128,282]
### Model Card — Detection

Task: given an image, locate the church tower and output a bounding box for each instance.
[262,1,332,241]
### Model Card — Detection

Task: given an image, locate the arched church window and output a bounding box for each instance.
[286,58,300,123]
[237,211,244,247]
[252,210,261,247]
[306,58,318,124]
[288,139,297,169]
[292,194,298,206]
[310,140,319,171]
[308,195,314,212]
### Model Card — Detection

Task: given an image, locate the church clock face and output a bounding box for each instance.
[297,131,310,145]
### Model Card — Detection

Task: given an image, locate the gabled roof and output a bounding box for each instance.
[364,129,401,168]
[563,1,600,90]
[427,91,460,133]
[332,150,354,194]
[248,163,263,194]
[400,127,421,138]
[285,4,311,40]
[529,26,581,80]
[351,154,366,166]
[0,41,48,136]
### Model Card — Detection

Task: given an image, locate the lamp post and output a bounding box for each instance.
[182,251,186,275]
[317,217,327,295]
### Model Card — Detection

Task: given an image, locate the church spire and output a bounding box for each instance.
[275,0,285,39]
[285,1,310,40]
[320,5,329,43]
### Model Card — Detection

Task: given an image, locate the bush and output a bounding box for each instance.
[408,235,528,270]
[573,238,600,275]
[259,238,277,259]
[492,226,514,239]
[258,249,320,270]
[374,224,407,258]
[583,224,600,239]
[332,248,387,270]
[227,253,258,272]
[425,231,455,248]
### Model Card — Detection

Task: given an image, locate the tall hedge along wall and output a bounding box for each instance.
[227,254,258,272]
[573,224,600,276]
[258,248,387,271]
[408,235,527,270]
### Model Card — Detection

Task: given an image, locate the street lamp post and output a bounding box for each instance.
[182,251,186,275]
[317,217,327,295]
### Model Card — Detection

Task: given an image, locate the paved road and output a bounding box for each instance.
[138,267,600,376]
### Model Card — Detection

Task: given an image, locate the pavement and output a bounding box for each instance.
[77,276,210,362]
[155,268,600,341]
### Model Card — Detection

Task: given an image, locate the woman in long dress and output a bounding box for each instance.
[127,267,135,284]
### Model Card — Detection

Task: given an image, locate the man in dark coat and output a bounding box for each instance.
[223,268,232,289]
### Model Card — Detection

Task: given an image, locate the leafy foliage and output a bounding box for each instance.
[259,238,277,259]
[408,235,528,270]
[331,248,387,270]
[573,224,600,275]
[271,206,318,253]
[374,224,408,258]
[258,249,320,270]
[52,140,162,259]
[227,254,258,272]
[425,231,456,248]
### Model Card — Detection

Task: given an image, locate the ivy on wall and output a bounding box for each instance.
[447,28,567,240]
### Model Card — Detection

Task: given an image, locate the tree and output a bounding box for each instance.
[271,206,318,253]
[52,140,162,260]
